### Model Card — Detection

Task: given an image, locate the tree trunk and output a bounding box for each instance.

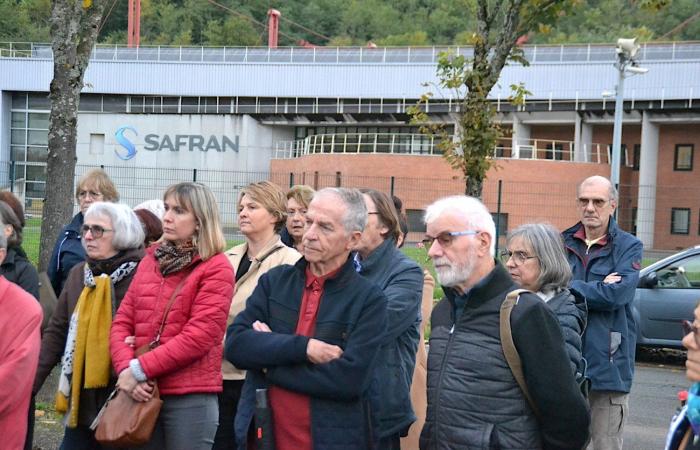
[466,177,483,199]
[38,0,107,271]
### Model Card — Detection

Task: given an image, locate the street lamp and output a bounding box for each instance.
[610,38,648,198]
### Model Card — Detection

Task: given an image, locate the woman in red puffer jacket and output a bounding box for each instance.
[110,182,234,450]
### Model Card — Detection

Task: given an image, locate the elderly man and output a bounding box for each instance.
[0,227,43,449]
[563,175,643,450]
[354,189,423,448]
[226,187,387,450]
[420,195,589,450]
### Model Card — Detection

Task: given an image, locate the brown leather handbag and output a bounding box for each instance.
[92,269,196,446]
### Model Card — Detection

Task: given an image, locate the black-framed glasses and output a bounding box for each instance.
[501,249,538,265]
[421,230,479,249]
[81,224,114,239]
[682,320,700,347]
[576,197,610,209]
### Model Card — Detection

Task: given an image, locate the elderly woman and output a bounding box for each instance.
[0,200,39,299]
[48,169,119,296]
[33,202,145,449]
[110,182,234,450]
[504,223,587,381]
[214,181,301,450]
[281,184,314,252]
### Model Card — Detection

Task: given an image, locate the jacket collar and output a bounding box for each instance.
[226,235,288,266]
[66,212,84,234]
[444,261,514,307]
[0,246,17,268]
[356,237,396,274]
[294,254,357,290]
[563,216,621,241]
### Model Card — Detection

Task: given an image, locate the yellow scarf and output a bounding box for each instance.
[55,275,113,427]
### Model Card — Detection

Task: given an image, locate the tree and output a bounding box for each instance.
[409,0,579,198]
[39,0,108,271]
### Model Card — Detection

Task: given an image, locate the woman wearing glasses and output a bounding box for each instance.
[281,184,315,252]
[33,202,145,449]
[504,223,588,382]
[48,169,119,296]
[110,182,234,450]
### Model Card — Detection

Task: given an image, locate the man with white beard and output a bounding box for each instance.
[419,195,590,450]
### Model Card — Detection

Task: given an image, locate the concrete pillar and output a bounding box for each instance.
[0,91,11,187]
[511,114,530,158]
[636,112,659,249]
[574,114,593,162]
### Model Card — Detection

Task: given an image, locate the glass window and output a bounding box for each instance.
[674,144,694,171]
[11,146,26,161]
[11,112,26,128]
[26,165,46,182]
[80,95,102,112]
[25,181,46,198]
[11,130,25,145]
[12,93,27,109]
[656,255,700,289]
[28,130,48,146]
[27,93,50,110]
[27,146,48,163]
[130,96,144,113]
[181,97,199,113]
[162,97,179,113]
[671,208,691,234]
[28,113,49,129]
[633,144,640,171]
[102,96,127,113]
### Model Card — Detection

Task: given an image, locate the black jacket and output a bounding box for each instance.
[546,288,587,382]
[226,257,388,450]
[0,246,39,299]
[356,238,423,438]
[420,263,590,450]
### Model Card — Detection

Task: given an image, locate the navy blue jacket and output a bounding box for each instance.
[356,238,423,438]
[226,257,388,450]
[562,217,643,393]
[47,212,85,296]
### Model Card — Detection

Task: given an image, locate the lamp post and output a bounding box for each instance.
[610,38,648,200]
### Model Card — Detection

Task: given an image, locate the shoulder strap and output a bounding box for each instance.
[152,260,202,346]
[500,288,541,419]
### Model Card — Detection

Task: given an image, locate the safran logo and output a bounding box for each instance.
[115,126,138,160]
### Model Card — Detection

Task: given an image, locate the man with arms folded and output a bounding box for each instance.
[420,195,590,450]
[226,187,387,450]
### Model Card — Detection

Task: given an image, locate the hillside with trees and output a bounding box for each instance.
[1,0,698,46]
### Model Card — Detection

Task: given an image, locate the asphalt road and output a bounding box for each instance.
[624,358,689,450]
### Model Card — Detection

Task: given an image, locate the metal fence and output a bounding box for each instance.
[2,41,700,64]
[4,163,699,262]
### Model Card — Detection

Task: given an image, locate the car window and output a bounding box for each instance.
[656,254,700,289]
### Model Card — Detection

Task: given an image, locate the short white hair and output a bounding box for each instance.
[424,195,496,256]
[84,202,145,250]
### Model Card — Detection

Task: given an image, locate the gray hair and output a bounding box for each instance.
[507,223,572,292]
[577,175,618,202]
[0,221,6,250]
[424,195,496,256]
[84,202,145,251]
[315,188,367,234]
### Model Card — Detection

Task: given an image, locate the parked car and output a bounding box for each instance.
[633,245,700,348]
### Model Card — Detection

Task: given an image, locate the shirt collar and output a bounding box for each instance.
[304,264,343,289]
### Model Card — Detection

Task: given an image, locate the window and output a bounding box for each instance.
[632,144,640,171]
[674,144,694,171]
[545,143,564,160]
[671,208,691,234]
[656,254,700,289]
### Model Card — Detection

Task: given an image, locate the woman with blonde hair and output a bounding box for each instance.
[48,169,119,295]
[213,180,301,450]
[281,184,315,252]
[110,182,235,450]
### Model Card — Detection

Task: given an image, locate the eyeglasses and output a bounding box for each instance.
[501,249,538,265]
[78,190,103,200]
[80,224,114,239]
[421,230,479,249]
[576,197,610,209]
[682,320,700,347]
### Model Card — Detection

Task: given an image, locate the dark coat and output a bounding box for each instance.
[226,257,388,450]
[546,288,587,382]
[0,245,39,299]
[420,263,590,450]
[33,247,144,427]
[356,238,423,438]
[47,213,85,296]
[563,217,643,393]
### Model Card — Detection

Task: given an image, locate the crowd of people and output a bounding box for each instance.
[0,170,659,450]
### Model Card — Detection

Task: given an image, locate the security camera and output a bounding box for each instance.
[616,38,639,58]
[626,65,649,74]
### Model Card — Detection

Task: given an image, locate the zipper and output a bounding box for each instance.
[433,315,456,449]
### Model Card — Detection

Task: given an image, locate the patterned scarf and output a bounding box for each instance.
[56,261,138,427]
[155,240,198,275]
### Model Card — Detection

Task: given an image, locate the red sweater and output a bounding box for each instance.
[269,266,341,450]
[0,276,42,450]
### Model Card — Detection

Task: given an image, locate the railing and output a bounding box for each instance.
[274,133,611,163]
[2,41,700,63]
